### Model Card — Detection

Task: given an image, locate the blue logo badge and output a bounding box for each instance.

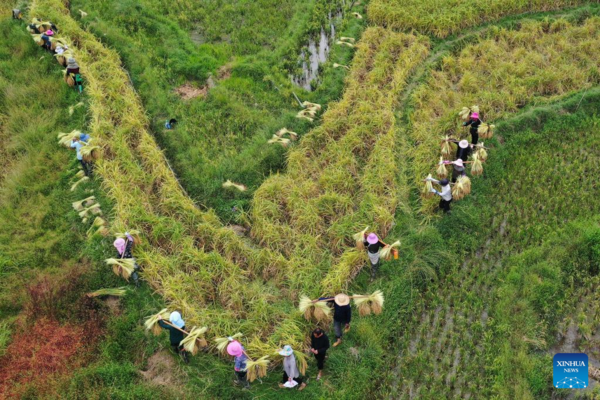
[554,353,588,389]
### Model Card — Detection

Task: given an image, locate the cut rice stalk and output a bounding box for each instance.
[476,143,488,161]
[222,180,247,192]
[422,174,434,199]
[105,258,136,280]
[72,196,96,211]
[352,290,385,316]
[352,12,363,19]
[441,136,453,158]
[57,129,82,147]
[436,157,448,179]
[70,176,89,191]
[336,40,355,48]
[380,241,400,261]
[471,153,483,176]
[293,350,308,375]
[144,308,170,336]
[298,295,331,322]
[180,326,208,355]
[115,230,142,245]
[301,101,321,110]
[81,144,101,162]
[87,287,128,298]
[245,355,270,382]
[333,63,349,69]
[352,226,369,250]
[215,333,243,354]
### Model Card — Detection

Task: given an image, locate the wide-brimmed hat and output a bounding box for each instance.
[459,140,469,149]
[366,233,378,245]
[45,29,54,36]
[113,237,126,255]
[80,133,90,142]
[169,311,185,329]
[453,159,464,168]
[471,112,479,119]
[279,345,294,357]
[440,178,450,186]
[334,293,350,306]
[226,340,243,357]
[67,58,79,68]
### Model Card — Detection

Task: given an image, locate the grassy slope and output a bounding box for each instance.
[69,0,365,221]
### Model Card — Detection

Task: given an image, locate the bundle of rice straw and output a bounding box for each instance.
[87,287,128,298]
[352,226,369,250]
[339,37,356,43]
[352,12,363,19]
[215,333,243,354]
[275,128,298,141]
[380,241,400,261]
[70,176,89,191]
[72,195,96,211]
[105,258,136,280]
[452,176,471,200]
[115,230,142,245]
[78,203,102,218]
[441,136,453,158]
[352,290,385,316]
[436,157,448,179]
[470,153,483,176]
[65,72,75,87]
[422,174,435,199]
[222,180,247,192]
[58,129,82,147]
[81,144,101,162]
[458,107,471,121]
[79,9,88,18]
[144,308,170,336]
[476,144,488,161]
[68,102,84,116]
[336,40,355,48]
[268,134,292,147]
[477,123,495,139]
[180,326,208,355]
[333,63,349,69]
[301,101,321,110]
[86,217,108,236]
[298,296,331,322]
[245,355,270,382]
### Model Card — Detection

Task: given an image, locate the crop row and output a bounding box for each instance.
[367,0,590,38]
[251,27,430,294]
[407,16,600,213]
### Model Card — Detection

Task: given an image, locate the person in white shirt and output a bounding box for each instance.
[426,177,452,213]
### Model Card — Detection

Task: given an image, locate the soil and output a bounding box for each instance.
[140,349,183,388]
[174,83,208,100]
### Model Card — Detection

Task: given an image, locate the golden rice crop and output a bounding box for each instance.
[180,326,208,355]
[144,308,170,336]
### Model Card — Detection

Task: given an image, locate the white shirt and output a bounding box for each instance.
[438,184,452,201]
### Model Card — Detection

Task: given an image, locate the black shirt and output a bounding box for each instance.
[363,240,385,254]
[463,118,481,132]
[158,320,185,345]
[116,240,134,259]
[333,303,351,324]
[311,333,330,354]
[456,146,472,162]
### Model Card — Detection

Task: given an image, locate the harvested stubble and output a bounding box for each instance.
[252,27,430,294]
[410,17,600,212]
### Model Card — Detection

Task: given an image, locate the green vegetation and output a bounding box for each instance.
[69,0,365,221]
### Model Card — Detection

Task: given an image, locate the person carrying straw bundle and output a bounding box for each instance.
[463,112,482,145]
[40,29,54,51]
[157,311,189,363]
[70,133,92,177]
[310,328,330,381]
[455,139,472,162]
[426,177,452,214]
[363,233,386,280]
[278,345,307,391]
[113,232,140,288]
[227,340,250,389]
[66,58,80,77]
[440,159,466,183]
[324,294,352,347]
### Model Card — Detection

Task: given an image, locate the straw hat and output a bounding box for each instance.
[279,345,294,357]
[459,140,469,149]
[226,340,243,357]
[366,233,378,245]
[453,159,464,168]
[169,311,185,328]
[334,294,350,306]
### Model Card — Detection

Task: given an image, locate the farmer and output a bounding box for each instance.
[310,328,330,380]
[363,232,386,280]
[278,345,307,391]
[455,139,472,162]
[329,294,351,347]
[164,118,177,129]
[442,158,466,183]
[66,58,80,76]
[463,112,481,145]
[227,340,250,389]
[426,177,452,214]
[70,133,92,177]
[113,233,140,288]
[41,29,54,51]
[158,311,189,363]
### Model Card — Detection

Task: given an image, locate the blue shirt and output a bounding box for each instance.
[70,140,83,160]
[234,352,247,370]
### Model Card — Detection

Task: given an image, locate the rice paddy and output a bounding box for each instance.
[4,0,600,398]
